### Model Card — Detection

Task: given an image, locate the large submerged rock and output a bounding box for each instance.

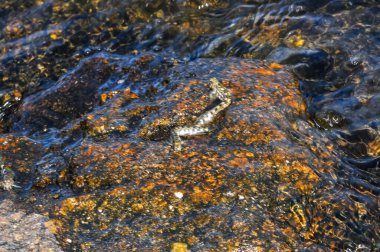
[1,54,378,251]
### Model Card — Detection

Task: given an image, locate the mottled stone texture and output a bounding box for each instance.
[0,199,62,252]
[0,55,378,251]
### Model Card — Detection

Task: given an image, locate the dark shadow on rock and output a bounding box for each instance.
[11,56,113,134]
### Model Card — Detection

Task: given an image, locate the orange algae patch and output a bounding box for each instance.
[123,88,139,99]
[171,243,188,252]
[49,30,61,40]
[189,79,201,85]
[233,149,254,158]
[100,90,119,103]
[141,181,156,192]
[191,186,213,204]
[282,95,306,114]
[131,203,145,212]
[14,90,22,98]
[244,133,280,144]
[296,161,319,180]
[367,136,380,156]
[229,157,249,167]
[278,160,321,193]
[204,172,221,188]
[106,187,129,197]
[100,93,108,103]
[59,196,97,217]
[294,37,305,47]
[243,24,283,49]
[100,88,138,103]
[35,0,45,6]
[295,181,315,194]
[2,90,22,103]
[252,68,274,75]
[217,122,286,144]
[253,94,273,105]
[135,54,155,65]
[287,33,305,48]
[116,143,136,155]
[229,81,251,98]
[269,63,284,69]
[181,21,191,29]
[262,219,276,233]
[34,175,52,188]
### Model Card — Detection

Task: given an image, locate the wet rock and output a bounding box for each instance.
[0,135,46,190]
[314,110,346,129]
[334,127,378,157]
[8,52,172,136]
[12,58,371,251]
[0,52,377,250]
[34,153,68,189]
[0,89,22,132]
[0,199,62,252]
[346,156,380,174]
[12,57,113,133]
[267,47,333,80]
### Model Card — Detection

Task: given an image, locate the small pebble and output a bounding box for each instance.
[174,192,183,199]
[226,191,235,197]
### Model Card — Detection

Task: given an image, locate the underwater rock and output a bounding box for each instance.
[267,47,333,80]
[12,57,113,133]
[0,50,376,250]
[0,199,62,252]
[2,56,373,251]
[0,135,46,190]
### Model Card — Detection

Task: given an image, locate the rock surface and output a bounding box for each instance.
[0,199,62,252]
[1,55,377,251]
